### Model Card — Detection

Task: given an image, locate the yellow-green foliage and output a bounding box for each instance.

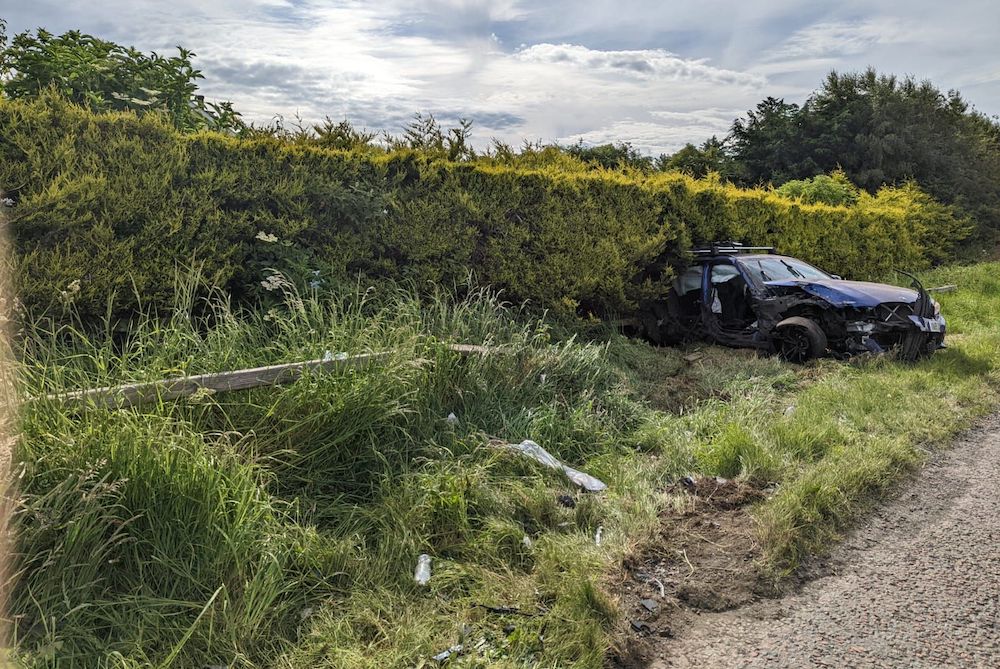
[0,95,968,320]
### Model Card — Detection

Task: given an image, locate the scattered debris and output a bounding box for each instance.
[639,598,659,613]
[299,606,315,621]
[321,350,349,362]
[556,494,576,508]
[497,439,607,492]
[415,554,432,586]
[635,572,666,597]
[683,352,705,363]
[522,535,533,549]
[630,619,653,635]
[445,412,458,425]
[432,644,463,664]
[540,373,547,384]
[503,624,516,635]
[784,404,796,416]
[595,525,604,546]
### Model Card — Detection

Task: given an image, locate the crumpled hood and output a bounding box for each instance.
[765,279,918,307]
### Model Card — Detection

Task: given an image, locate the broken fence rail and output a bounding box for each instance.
[44,343,493,410]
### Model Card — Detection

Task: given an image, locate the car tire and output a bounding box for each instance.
[773,316,827,363]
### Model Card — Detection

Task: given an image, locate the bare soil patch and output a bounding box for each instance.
[611,476,770,667]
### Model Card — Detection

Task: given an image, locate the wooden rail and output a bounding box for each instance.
[45,343,494,410]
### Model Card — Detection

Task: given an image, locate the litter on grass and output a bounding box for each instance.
[432,644,463,663]
[414,554,432,586]
[499,440,607,492]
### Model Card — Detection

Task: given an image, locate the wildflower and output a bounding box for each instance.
[255,230,279,243]
[59,279,82,306]
[260,275,284,292]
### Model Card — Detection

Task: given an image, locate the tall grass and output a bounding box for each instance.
[8,264,1000,666]
[10,280,674,667]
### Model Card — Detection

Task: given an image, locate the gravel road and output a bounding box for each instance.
[652,414,1000,668]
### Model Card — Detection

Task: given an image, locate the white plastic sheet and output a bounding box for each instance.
[501,440,607,492]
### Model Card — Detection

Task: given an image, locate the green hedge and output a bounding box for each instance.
[0,95,968,321]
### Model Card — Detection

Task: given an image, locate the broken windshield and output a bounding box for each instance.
[741,256,831,283]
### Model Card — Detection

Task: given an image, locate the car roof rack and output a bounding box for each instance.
[692,241,776,256]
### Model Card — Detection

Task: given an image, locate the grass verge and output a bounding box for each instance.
[6,263,1000,667]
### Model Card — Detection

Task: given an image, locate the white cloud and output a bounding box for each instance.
[4,1,1000,154]
[764,18,913,63]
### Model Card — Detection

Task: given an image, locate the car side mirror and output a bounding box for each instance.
[831,274,842,280]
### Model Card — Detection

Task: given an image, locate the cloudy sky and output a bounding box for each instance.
[3,1,999,155]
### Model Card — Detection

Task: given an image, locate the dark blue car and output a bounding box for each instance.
[639,243,945,362]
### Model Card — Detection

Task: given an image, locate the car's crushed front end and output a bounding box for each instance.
[759,274,946,360]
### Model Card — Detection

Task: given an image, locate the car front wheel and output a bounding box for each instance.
[773,316,828,363]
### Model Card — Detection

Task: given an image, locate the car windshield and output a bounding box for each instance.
[741,256,831,283]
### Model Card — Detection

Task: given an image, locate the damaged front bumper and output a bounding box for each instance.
[844,312,946,358]
[909,313,946,335]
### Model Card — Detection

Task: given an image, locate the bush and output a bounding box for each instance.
[0,95,969,322]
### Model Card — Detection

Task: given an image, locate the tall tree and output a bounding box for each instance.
[656,136,733,178]
[564,140,653,171]
[0,27,241,131]
[727,69,1000,236]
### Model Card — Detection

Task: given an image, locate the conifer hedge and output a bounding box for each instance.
[0,95,967,321]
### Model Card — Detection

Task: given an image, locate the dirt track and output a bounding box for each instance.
[652,414,1000,668]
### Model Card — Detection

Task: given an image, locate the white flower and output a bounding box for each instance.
[260,275,284,291]
[255,231,279,243]
[59,279,82,306]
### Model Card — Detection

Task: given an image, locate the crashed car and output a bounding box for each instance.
[639,242,945,362]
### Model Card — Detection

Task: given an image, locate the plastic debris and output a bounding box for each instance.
[629,619,652,635]
[784,404,796,416]
[522,535,533,549]
[432,644,463,663]
[415,554,432,586]
[321,350,347,362]
[635,572,666,597]
[445,412,459,425]
[540,373,547,384]
[680,475,697,491]
[556,494,576,508]
[595,525,604,546]
[500,440,607,492]
[639,598,659,613]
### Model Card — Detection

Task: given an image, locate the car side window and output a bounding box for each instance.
[710,264,740,285]
[673,266,703,296]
